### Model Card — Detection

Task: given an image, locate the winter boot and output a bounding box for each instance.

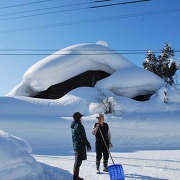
[96,161,100,174]
[103,160,108,172]
[73,170,84,180]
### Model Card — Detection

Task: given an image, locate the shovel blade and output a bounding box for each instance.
[108,164,125,180]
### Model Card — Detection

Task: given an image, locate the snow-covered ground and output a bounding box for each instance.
[35,150,180,180]
[1,85,180,180]
[1,41,180,179]
[1,112,180,180]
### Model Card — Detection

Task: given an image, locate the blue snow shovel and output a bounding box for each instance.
[99,128,125,180]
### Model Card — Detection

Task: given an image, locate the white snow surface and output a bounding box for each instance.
[7,41,163,99]
[0,130,43,180]
[95,66,163,97]
[0,112,180,180]
[1,86,180,116]
[1,41,180,179]
[7,42,135,97]
[0,84,180,179]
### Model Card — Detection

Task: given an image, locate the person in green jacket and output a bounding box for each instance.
[71,112,91,180]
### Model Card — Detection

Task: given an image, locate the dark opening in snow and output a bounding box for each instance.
[132,94,153,101]
[33,70,110,99]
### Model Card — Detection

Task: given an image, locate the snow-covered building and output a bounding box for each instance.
[7,41,163,101]
[35,70,110,99]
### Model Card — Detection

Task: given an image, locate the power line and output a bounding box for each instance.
[0,0,152,22]
[0,51,179,56]
[0,0,55,10]
[0,48,170,52]
[0,48,179,53]
[0,6,90,22]
[0,8,180,34]
[0,53,155,55]
[0,0,112,11]
[95,0,113,2]
[0,1,94,17]
[91,0,151,9]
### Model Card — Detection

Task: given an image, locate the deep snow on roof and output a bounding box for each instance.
[7,41,163,98]
[95,66,163,98]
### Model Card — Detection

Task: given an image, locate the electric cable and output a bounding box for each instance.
[0,1,95,17]
[91,0,151,8]
[0,8,179,34]
[0,0,152,22]
[0,0,55,10]
[0,50,179,56]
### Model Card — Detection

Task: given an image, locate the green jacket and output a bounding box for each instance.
[71,120,90,150]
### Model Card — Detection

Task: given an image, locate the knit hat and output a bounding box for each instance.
[73,112,83,120]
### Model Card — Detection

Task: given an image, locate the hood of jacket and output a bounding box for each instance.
[71,120,80,129]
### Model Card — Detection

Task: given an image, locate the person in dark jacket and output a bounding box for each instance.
[71,112,91,180]
[92,113,113,173]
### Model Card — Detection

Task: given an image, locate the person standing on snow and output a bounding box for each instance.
[71,112,91,180]
[92,113,113,173]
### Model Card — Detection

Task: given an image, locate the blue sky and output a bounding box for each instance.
[0,0,180,96]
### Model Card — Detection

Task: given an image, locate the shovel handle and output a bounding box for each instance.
[99,127,115,165]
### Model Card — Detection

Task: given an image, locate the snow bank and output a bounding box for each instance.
[1,87,113,116]
[167,86,180,102]
[0,130,43,180]
[0,87,98,116]
[1,86,180,117]
[95,66,164,98]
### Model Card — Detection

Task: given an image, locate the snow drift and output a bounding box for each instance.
[95,66,163,98]
[1,86,180,116]
[0,130,43,180]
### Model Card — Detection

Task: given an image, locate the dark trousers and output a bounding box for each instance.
[74,148,86,171]
[74,159,82,171]
[95,142,109,162]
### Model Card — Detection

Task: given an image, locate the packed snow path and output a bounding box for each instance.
[1,112,180,179]
[34,150,180,180]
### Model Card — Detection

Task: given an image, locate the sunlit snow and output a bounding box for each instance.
[1,41,180,180]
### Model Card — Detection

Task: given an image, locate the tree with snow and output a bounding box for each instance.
[143,43,179,85]
[143,49,158,76]
[96,88,116,114]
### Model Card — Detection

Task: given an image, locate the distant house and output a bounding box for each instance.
[34,70,110,99]
[7,41,163,101]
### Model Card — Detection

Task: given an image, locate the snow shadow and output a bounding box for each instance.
[40,162,72,180]
[125,174,169,180]
[32,148,74,156]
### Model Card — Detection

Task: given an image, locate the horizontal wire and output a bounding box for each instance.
[0,1,94,17]
[91,0,151,8]
[0,0,149,17]
[0,0,152,22]
[0,8,180,34]
[0,53,149,55]
[0,51,179,56]
[0,7,90,22]
[0,49,179,52]
[0,0,55,10]
[0,0,113,11]
[0,49,162,51]
[95,0,113,2]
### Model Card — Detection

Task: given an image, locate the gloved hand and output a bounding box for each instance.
[87,144,91,151]
[109,142,113,148]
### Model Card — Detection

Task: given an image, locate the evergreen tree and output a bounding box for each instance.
[143,43,179,85]
[143,49,158,75]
